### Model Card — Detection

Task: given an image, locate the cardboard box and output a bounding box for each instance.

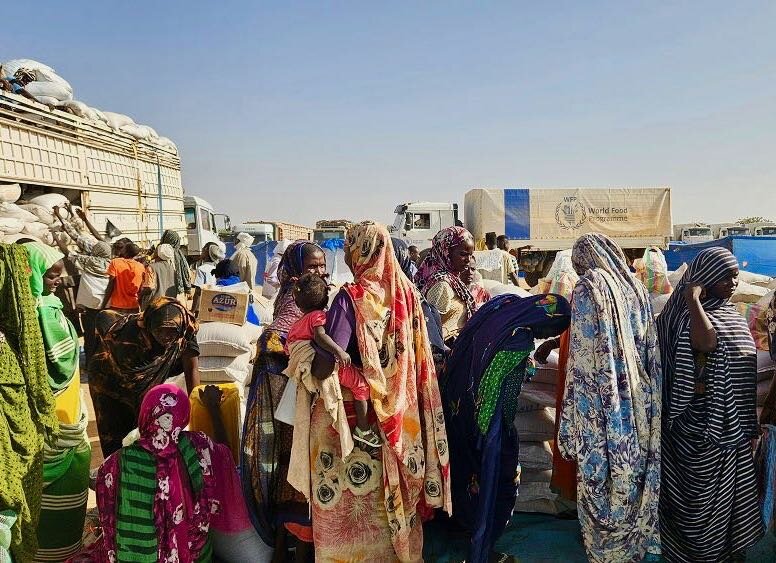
[199,286,249,325]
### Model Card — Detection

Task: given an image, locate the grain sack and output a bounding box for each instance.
[730,281,770,304]
[739,271,773,287]
[103,111,134,130]
[120,123,151,140]
[28,193,70,212]
[667,264,688,288]
[518,382,557,409]
[514,407,556,442]
[197,322,262,357]
[529,366,558,386]
[0,203,38,223]
[0,218,24,235]
[651,293,671,317]
[18,203,55,226]
[199,353,253,386]
[22,221,50,238]
[518,441,553,471]
[0,183,21,203]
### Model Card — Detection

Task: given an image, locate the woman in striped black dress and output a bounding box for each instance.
[657,247,764,561]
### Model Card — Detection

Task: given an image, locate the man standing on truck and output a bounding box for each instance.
[0,68,38,102]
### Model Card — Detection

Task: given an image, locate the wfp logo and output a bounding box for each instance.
[555,197,587,230]
[211,293,238,312]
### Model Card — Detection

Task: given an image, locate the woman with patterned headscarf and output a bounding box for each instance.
[240,240,326,557]
[557,233,662,562]
[307,222,451,561]
[0,243,56,562]
[160,229,192,297]
[23,241,91,561]
[658,247,764,561]
[415,226,476,343]
[88,297,199,457]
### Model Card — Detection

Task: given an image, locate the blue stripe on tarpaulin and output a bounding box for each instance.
[665,236,776,277]
[504,189,531,240]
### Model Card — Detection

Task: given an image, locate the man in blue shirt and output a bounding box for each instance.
[1,68,37,101]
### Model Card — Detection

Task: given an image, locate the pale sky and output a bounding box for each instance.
[3,1,775,227]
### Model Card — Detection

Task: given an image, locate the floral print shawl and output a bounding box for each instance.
[343,222,451,560]
[558,233,662,562]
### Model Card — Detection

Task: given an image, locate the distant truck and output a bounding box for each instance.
[390,187,672,284]
[711,223,751,239]
[672,223,713,244]
[227,220,312,244]
[183,195,230,259]
[750,223,776,237]
[313,219,354,244]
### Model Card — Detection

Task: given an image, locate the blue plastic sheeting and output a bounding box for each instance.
[224,240,278,286]
[504,189,531,240]
[665,236,776,277]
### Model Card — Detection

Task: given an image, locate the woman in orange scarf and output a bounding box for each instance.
[309,222,451,561]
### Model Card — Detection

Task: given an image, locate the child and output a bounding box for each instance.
[286,273,381,448]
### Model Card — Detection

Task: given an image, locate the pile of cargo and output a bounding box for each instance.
[0,183,86,246]
[1,58,177,152]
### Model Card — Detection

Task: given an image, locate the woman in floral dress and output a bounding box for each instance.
[558,233,662,562]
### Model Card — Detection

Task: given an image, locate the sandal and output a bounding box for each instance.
[354,427,382,448]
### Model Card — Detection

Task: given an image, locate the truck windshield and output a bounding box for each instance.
[761,228,776,236]
[687,228,711,236]
[728,227,748,235]
[184,207,196,229]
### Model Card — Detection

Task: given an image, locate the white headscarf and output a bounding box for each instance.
[236,232,254,248]
[156,243,175,262]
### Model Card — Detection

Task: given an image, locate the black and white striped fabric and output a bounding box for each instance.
[657,247,764,561]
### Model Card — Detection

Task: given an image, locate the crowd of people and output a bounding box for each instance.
[1,212,775,563]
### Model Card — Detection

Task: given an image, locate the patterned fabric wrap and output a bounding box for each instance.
[414,226,477,318]
[160,229,192,294]
[442,293,570,563]
[97,384,216,563]
[768,291,776,359]
[634,246,673,295]
[657,247,764,560]
[240,329,310,545]
[269,240,325,335]
[338,221,451,561]
[559,233,662,562]
[0,244,56,562]
[25,241,79,392]
[736,300,770,351]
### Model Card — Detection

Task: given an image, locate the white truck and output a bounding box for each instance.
[711,223,751,239]
[390,187,673,284]
[0,91,187,246]
[750,223,776,237]
[184,195,230,258]
[672,223,713,244]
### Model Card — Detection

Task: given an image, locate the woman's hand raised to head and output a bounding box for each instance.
[682,282,705,302]
[534,338,560,364]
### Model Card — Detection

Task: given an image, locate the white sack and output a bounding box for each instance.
[0,184,21,203]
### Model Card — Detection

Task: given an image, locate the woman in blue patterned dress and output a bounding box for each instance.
[558,233,662,562]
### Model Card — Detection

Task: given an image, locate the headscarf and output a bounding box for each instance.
[236,232,255,248]
[24,242,78,392]
[538,249,579,301]
[160,229,191,293]
[657,247,755,445]
[0,244,56,561]
[73,241,112,278]
[98,384,216,562]
[344,222,451,560]
[414,226,477,317]
[268,240,324,335]
[89,298,198,401]
[156,243,174,262]
[391,236,417,280]
[442,294,570,562]
[208,243,225,262]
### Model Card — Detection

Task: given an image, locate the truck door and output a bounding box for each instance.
[185,206,199,252]
[405,211,434,247]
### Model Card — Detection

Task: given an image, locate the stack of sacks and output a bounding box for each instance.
[651,264,688,316]
[2,58,73,105]
[513,346,563,514]
[2,58,178,153]
[0,185,82,246]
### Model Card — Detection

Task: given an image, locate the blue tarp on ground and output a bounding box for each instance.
[665,236,776,277]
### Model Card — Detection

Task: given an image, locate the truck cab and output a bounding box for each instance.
[184,195,228,258]
[753,224,776,237]
[230,222,275,243]
[713,224,750,238]
[673,223,713,244]
[388,202,459,250]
